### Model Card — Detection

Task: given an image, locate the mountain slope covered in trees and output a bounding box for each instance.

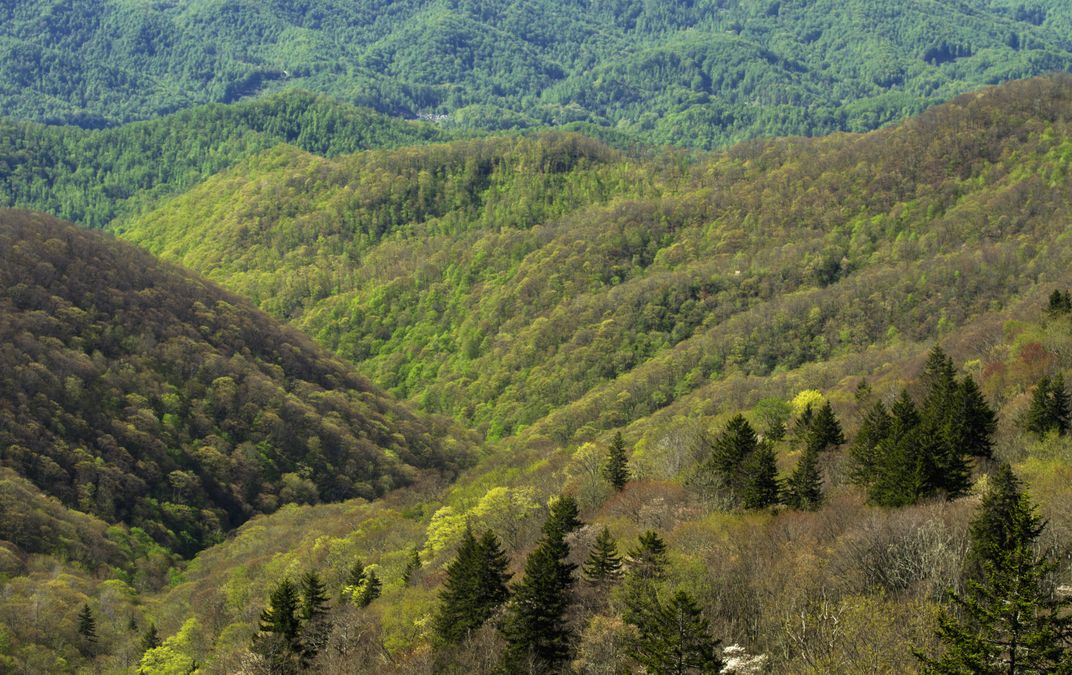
[119,75,1072,449]
[0,210,473,557]
[3,0,1072,145]
[0,90,446,228]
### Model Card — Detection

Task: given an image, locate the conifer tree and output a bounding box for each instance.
[604,431,630,491]
[77,603,97,650]
[626,531,670,581]
[254,578,303,673]
[1026,374,1071,436]
[920,464,1072,673]
[630,590,724,675]
[949,375,997,460]
[786,440,823,510]
[809,400,845,450]
[345,559,366,589]
[142,623,161,652]
[922,346,958,422]
[355,570,381,608]
[300,571,330,622]
[544,494,582,537]
[583,526,623,584]
[849,399,891,487]
[701,414,761,503]
[741,441,781,509]
[402,546,422,585]
[502,512,576,673]
[1047,289,1072,315]
[435,526,511,644]
[792,403,816,445]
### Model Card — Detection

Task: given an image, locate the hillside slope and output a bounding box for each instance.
[0,210,472,557]
[120,75,1072,450]
[3,0,1072,145]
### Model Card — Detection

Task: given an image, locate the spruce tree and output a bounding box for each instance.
[702,414,760,503]
[1047,289,1072,316]
[626,531,670,581]
[355,569,381,608]
[849,399,891,487]
[435,526,511,644]
[922,346,958,422]
[920,464,1072,673]
[786,440,823,510]
[582,526,623,584]
[1026,374,1071,436]
[402,546,422,585]
[77,603,97,650]
[545,494,583,537]
[142,623,161,652]
[254,578,303,673]
[809,400,846,450]
[604,431,630,491]
[949,375,997,460]
[299,570,329,622]
[502,513,576,673]
[742,441,781,509]
[345,559,366,589]
[630,590,724,675]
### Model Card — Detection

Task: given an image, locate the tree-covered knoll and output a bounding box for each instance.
[0,210,473,557]
[120,75,1072,449]
[0,90,446,229]
[3,0,1072,146]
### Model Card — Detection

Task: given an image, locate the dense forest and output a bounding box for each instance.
[0,90,445,228]
[3,0,1072,145]
[0,210,473,557]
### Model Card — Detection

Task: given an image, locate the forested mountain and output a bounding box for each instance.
[0,90,445,228]
[120,75,1072,448]
[0,210,472,557]
[3,0,1072,146]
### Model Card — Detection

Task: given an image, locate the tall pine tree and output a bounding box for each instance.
[299,570,330,663]
[786,439,823,510]
[583,526,623,584]
[629,590,724,675]
[435,526,511,644]
[741,441,781,509]
[77,603,97,654]
[1026,374,1071,436]
[604,432,630,491]
[253,578,303,673]
[809,400,846,450]
[545,494,583,537]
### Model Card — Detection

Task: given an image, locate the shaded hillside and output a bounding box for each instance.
[120,76,1072,449]
[0,210,472,556]
[2,0,1072,145]
[0,90,446,228]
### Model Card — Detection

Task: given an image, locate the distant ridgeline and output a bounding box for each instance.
[2,0,1072,146]
[0,210,472,557]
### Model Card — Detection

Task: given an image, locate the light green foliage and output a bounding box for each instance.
[138,619,201,675]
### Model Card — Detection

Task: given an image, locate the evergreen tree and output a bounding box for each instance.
[921,346,959,421]
[583,526,623,584]
[1047,289,1072,315]
[127,615,139,633]
[253,578,304,673]
[77,603,97,649]
[785,440,823,510]
[1026,374,1071,436]
[544,494,582,538]
[809,400,845,450]
[949,375,997,460]
[629,590,724,675]
[920,464,1072,673]
[402,546,422,585]
[345,559,366,589]
[849,399,891,487]
[702,414,760,502]
[141,623,161,652]
[502,513,577,673]
[355,570,382,608]
[626,531,670,581]
[792,404,816,445]
[741,441,781,509]
[299,570,330,622]
[435,526,511,644]
[604,431,630,491]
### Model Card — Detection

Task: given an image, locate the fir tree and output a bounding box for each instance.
[402,546,422,585]
[792,404,816,445]
[701,414,760,503]
[630,590,724,675]
[922,346,959,422]
[626,531,670,581]
[949,375,997,460]
[785,440,823,510]
[300,570,330,622]
[920,464,1072,673]
[604,431,630,491]
[253,578,303,673]
[1047,288,1072,316]
[355,569,381,608]
[809,400,846,450]
[849,399,891,487]
[742,441,781,509]
[77,603,97,651]
[435,526,511,644]
[142,623,161,652]
[502,513,576,673]
[582,526,623,584]
[544,494,582,538]
[1026,374,1071,436]
[345,559,366,589]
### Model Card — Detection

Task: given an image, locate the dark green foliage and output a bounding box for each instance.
[254,578,304,673]
[502,512,577,672]
[345,560,367,589]
[741,442,781,510]
[849,400,892,486]
[299,571,330,622]
[435,526,511,644]
[77,603,97,647]
[626,531,670,582]
[544,495,583,538]
[354,570,382,608]
[628,590,723,675]
[920,464,1072,673]
[141,623,161,652]
[1047,289,1072,315]
[701,414,763,505]
[949,376,998,460]
[809,401,846,450]
[785,443,824,511]
[582,526,623,584]
[402,547,422,585]
[604,432,630,491]
[4,0,1072,149]
[1025,374,1071,437]
[0,211,470,556]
